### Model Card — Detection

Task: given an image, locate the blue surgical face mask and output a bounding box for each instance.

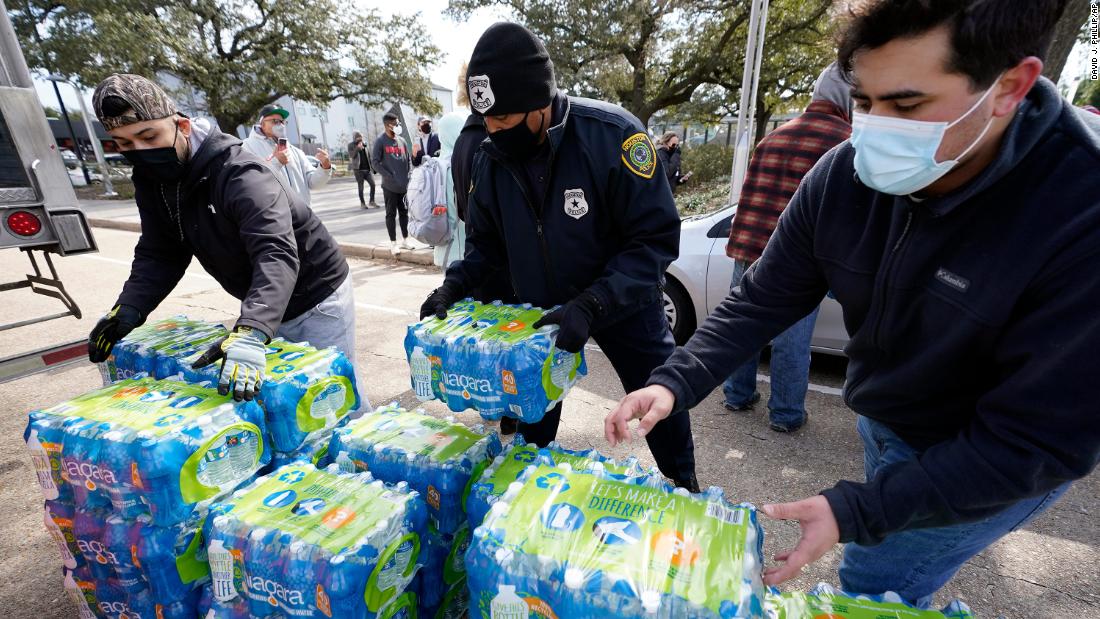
[851,77,1001,196]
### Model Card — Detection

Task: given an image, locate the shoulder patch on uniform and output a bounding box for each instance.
[621,132,656,179]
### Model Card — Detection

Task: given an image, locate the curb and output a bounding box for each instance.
[87,217,440,270]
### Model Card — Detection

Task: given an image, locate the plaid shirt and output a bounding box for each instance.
[726,101,851,262]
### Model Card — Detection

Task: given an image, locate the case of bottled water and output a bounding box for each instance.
[266,429,335,472]
[467,464,767,618]
[202,462,427,619]
[26,377,269,526]
[65,562,201,619]
[47,503,209,615]
[404,300,587,423]
[328,404,502,535]
[102,316,228,383]
[104,317,362,454]
[764,583,975,618]
[465,435,670,530]
[412,523,470,619]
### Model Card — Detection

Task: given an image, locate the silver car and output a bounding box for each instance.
[663,205,848,354]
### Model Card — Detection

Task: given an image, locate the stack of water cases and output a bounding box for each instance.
[465,435,670,529]
[467,464,767,618]
[102,316,228,383]
[764,584,975,618]
[26,377,271,618]
[105,316,362,458]
[404,300,587,423]
[328,404,503,618]
[200,462,427,618]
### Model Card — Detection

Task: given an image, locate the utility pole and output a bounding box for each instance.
[729,0,769,205]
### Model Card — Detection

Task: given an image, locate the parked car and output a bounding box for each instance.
[663,205,848,354]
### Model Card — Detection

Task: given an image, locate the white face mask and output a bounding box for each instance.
[270,123,287,139]
[851,76,1001,196]
[392,124,403,136]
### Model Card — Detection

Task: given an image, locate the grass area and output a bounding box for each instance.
[73,179,136,201]
[675,176,731,217]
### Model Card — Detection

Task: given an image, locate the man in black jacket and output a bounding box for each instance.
[421,23,697,490]
[86,74,354,402]
[605,0,1099,606]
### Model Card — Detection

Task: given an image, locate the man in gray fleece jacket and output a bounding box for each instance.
[371,112,412,255]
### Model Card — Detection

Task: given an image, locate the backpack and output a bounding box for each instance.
[406,157,452,246]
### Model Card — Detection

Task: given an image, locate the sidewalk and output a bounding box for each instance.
[78,176,440,266]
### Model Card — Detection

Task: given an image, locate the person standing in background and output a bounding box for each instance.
[721,62,852,433]
[371,112,413,256]
[241,103,332,207]
[412,115,441,167]
[656,132,690,193]
[433,112,468,268]
[347,130,378,208]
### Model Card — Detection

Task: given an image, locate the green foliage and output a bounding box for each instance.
[447,0,834,126]
[680,141,733,185]
[1074,79,1100,109]
[12,0,442,133]
[675,176,730,217]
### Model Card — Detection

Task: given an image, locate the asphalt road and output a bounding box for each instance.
[0,228,1095,618]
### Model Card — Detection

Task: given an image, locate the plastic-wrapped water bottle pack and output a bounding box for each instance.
[328,404,502,535]
[764,583,975,618]
[45,501,208,618]
[201,462,427,619]
[465,435,671,530]
[102,316,228,383]
[103,317,362,454]
[26,377,269,526]
[267,429,334,472]
[412,523,471,619]
[467,463,766,618]
[404,300,587,423]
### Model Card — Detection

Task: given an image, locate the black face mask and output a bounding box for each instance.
[667,144,678,153]
[489,110,544,160]
[420,123,432,134]
[121,121,187,183]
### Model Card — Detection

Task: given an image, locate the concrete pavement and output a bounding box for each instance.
[0,228,1096,618]
[78,175,440,265]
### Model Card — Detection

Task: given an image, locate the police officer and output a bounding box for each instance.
[420,23,697,490]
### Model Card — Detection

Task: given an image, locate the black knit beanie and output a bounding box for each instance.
[466,22,556,116]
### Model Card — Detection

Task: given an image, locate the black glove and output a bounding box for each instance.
[419,280,465,320]
[533,291,603,353]
[191,326,268,401]
[88,304,144,363]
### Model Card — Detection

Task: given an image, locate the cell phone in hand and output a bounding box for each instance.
[278,138,288,148]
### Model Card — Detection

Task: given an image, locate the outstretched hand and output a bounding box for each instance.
[761,496,840,586]
[603,385,676,446]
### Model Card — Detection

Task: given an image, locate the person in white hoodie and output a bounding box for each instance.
[241,103,332,206]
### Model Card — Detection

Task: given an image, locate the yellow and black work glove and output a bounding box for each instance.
[419,279,466,320]
[191,327,267,401]
[533,291,603,354]
[88,304,144,363]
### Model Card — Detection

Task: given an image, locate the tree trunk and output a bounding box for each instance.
[1043,0,1091,81]
[753,104,772,145]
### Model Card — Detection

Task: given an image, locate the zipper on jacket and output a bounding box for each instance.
[498,153,560,296]
[844,206,916,408]
[871,206,916,347]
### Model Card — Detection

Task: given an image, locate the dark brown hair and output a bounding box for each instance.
[838,0,1069,89]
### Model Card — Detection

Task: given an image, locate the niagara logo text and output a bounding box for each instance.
[64,460,117,485]
[77,540,119,565]
[443,373,492,394]
[248,575,305,606]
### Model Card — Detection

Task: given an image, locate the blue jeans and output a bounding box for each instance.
[722,260,819,428]
[839,416,1071,608]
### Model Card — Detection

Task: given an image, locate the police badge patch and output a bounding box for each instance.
[564,188,589,219]
[467,75,496,113]
[621,132,656,179]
